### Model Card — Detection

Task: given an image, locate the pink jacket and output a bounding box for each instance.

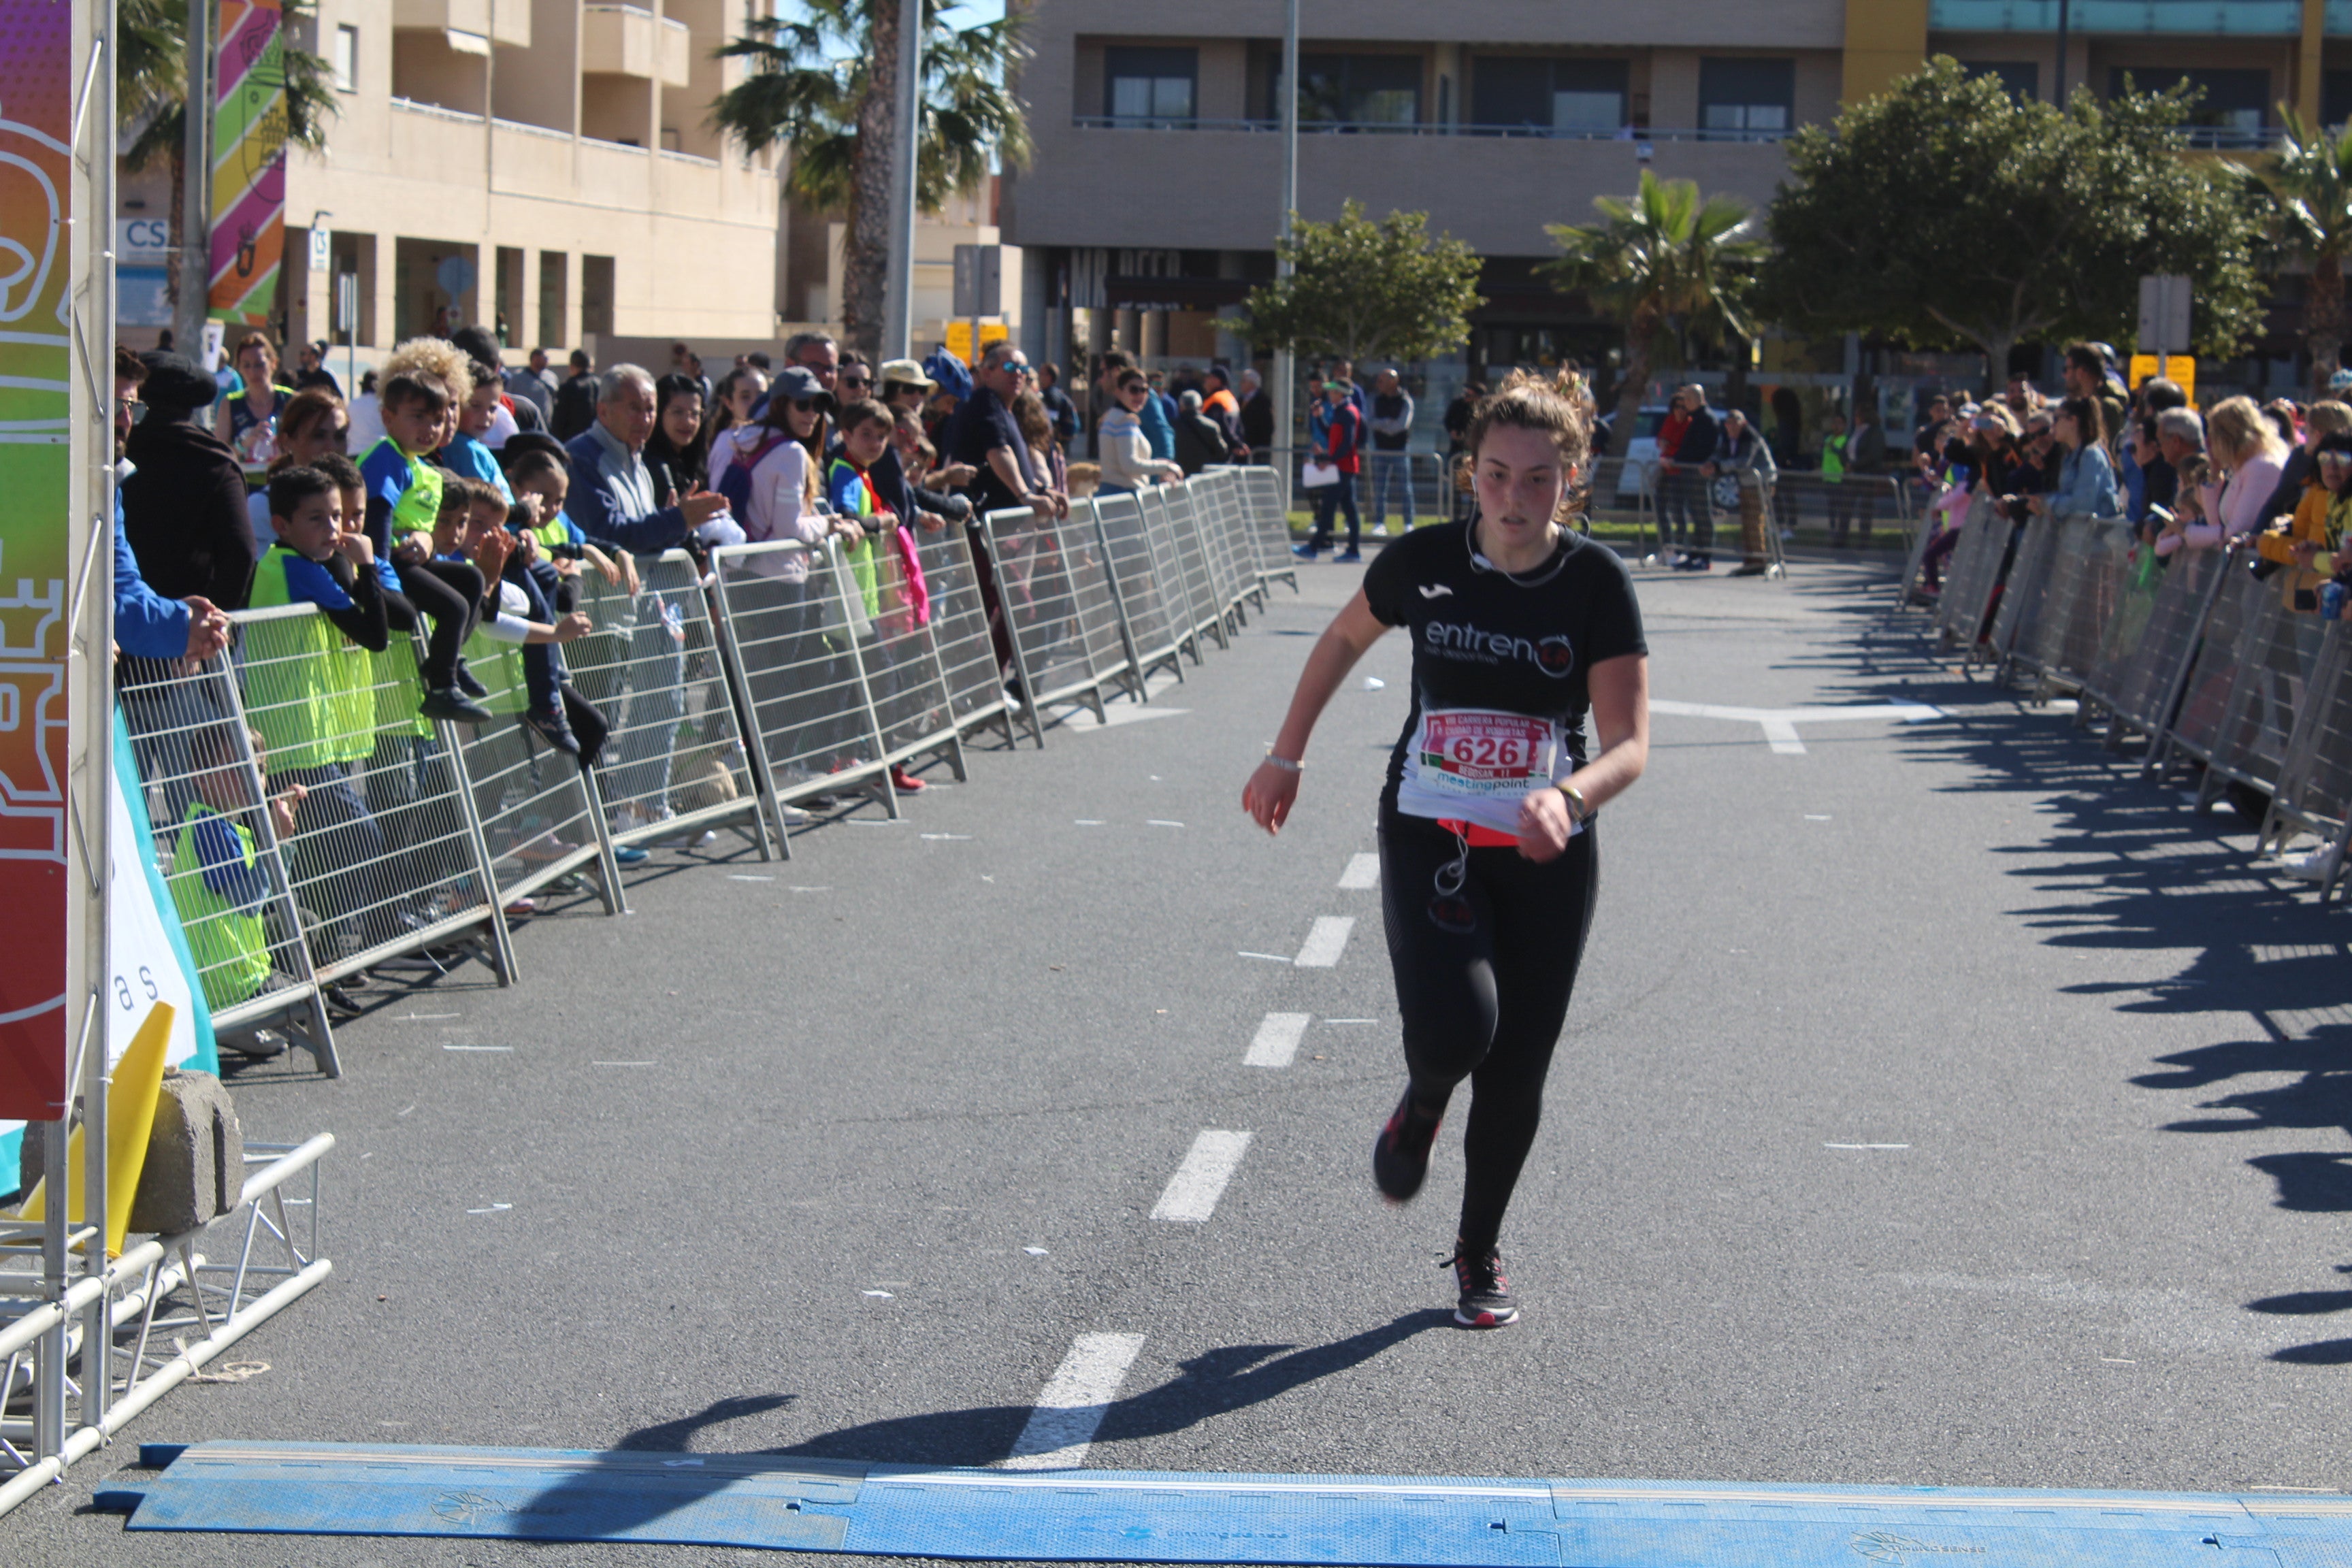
[2159,451,2286,556]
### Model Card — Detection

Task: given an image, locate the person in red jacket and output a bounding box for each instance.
[1296,377,1368,563]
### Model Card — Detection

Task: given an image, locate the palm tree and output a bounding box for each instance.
[2253,108,2352,397]
[1540,170,1762,457]
[120,0,339,316]
[710,0,1031,358]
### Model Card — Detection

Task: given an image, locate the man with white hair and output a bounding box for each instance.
[564,365,730,838]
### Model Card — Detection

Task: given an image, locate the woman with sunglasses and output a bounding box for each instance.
[1098,371,1182,495]
[2026,397,2118,524]
[246,387,352,550]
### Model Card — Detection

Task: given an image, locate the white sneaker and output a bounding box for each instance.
[2278,848,2338,881]
[1371,523,1390,537]
[778,802,812,825]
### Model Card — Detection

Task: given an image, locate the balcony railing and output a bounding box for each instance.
[1069,116,1790,143]
[1929,0,2303,32]
[391,95,485,124]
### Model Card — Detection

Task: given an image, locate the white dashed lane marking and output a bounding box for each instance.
[1294,916,1354,967]
[1245,1013,1310,1068]
[1337,853,1380,889]
[1150,1131,1252,1222]
[1002,1333,1148,1470]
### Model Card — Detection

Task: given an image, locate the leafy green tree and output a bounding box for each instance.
[1540,169,1761,457]
[119,0,339,316]
[1756,57,2264,391]
[1226,201,1485,367]
[2247,108,2352,396]
[711,0,1032,357]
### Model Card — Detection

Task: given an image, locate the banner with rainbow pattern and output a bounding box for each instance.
[208,0,289,326]
[0,0,76,1122]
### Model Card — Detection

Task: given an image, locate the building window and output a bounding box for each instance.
[332,24,358,93]
[1473,56,1629,135]
[1957,60,2038,103]
[2111,67,2267,147]
[1278,54,1422,129]
[1104,47,1196,127]
[2328,69,2352,132]
[1698,56,1793,140]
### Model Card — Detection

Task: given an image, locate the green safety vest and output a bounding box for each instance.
[1821,433,1849,484]
[362,436,444,543]
[461,615,530,719]
[243,546,378,770]
[168,801,272,1012]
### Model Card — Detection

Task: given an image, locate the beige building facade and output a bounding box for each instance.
[120,0,784,363]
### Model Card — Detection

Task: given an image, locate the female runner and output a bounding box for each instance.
[1242,371,1650,1327]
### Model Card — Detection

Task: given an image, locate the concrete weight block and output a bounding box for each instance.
[127,1070,242,1237]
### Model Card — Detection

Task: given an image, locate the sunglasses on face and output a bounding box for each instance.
[790,398,821,412]
[839,374,870,389]
[2321,451,2352,467]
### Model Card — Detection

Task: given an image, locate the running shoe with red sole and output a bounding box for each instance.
[1371,1089,1441,1204]
[1446,1243,1519,1328]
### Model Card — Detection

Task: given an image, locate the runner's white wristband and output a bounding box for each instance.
[1262,753,1303,772]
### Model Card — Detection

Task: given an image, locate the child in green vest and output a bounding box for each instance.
[167,722,306,1056]
[248,465,400,956]
[359,366,493,723]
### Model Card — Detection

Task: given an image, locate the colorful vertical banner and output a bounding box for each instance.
[209,0,289,326]
[0,0,76,1123]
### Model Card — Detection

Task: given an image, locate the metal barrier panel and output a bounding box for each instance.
[2014,517,2129,691]
[2202,578,2325,796]
[1936,503,2012,650]
[1091,491,1186,683]
[117,652,337,1070]
[981,506,1109,740]
[1137,487,1213,663]
[858,526,967,772]
[1160,485,1230,651]
[1988,514,2063,671]
[1755,472,1909,549]
[1054,500,1147,702]
[2081,542,2228,741]
[1232,464,1300,592]
[568,549,765,852]
[442,625,621,912]
[220,606,512,990]
[706,540,891,837]
[1198,470,1258,616]
[2264,621,2352,885]
[913,523,1017,739]
[2166,562,2267,768]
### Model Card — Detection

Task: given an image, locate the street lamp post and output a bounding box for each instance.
[1271,0,1298,480]
[881,0,921,362]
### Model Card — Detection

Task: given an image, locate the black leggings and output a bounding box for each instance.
[1379,811,1600,1252]
[390,559,484,687]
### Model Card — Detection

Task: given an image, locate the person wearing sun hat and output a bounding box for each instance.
[121,351,261,611]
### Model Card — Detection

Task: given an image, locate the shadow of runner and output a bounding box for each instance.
[453,1313,1452,1547]
[777,1309,1453,1465]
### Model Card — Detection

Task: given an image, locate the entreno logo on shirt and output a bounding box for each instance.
[1422,620,1575,678]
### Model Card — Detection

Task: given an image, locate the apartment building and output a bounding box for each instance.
[1004,0,2352,386]
[119,0,785,360]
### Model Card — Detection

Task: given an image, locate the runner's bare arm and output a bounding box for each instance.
[1515,650,1650,860]
[1241,590,1390,836]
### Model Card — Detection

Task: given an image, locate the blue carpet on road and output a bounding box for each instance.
[102,1440,2349,1564]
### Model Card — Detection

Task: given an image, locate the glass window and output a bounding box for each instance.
[1698,56,1793,140]
[2327,70,2352,131]
[332,24,357,93]
[2110,66,2268,144]
[1473,56,1550,128]
[1957,60,2038,103]
[1472,56,1626,133]
[1104,46,1197,127]
[1284,54,1422,127]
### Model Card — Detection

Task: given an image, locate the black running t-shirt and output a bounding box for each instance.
[1360,520,1646,809]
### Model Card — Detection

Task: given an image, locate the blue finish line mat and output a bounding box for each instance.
[101,1441,2352,1565]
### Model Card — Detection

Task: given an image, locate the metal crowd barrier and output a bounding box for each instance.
[2261,620,2352,896]
[1902,506,2352,900]
[570,548,770,858]
[1933,497,2013,654]
[110,473,1302,1071]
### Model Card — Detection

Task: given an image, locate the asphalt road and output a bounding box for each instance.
[15,548,2352,1565]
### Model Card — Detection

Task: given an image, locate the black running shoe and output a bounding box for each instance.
[1371,1090,1441,1204]
[1446,1242,1519,1328]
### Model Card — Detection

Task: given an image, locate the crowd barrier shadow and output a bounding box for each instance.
[1829,595,2352,1366]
